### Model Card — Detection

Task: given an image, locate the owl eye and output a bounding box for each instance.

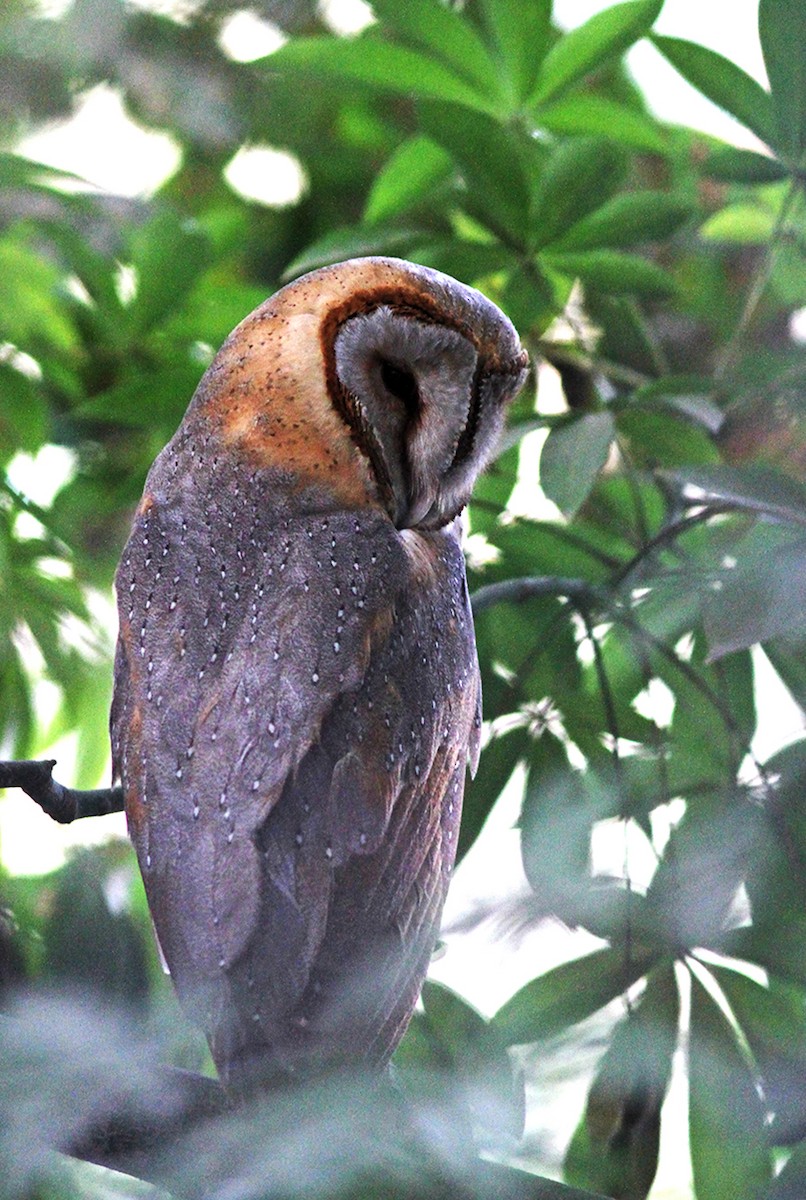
[379,359,419,416]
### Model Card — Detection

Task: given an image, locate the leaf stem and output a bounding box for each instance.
[715,176,802,380]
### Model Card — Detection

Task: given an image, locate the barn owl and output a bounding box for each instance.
[111,257,528,1090]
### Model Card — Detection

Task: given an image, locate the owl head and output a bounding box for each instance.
[189,257,529,530]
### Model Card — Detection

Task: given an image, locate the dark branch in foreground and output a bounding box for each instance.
[0,991,609,1200]
[0,759,124,823]
[63,1068,603,1200]
[66,1065,229,1183]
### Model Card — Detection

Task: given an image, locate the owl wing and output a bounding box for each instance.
[226,530,480,1077]
[112,465,479,1078]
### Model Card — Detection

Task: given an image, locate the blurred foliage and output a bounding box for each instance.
[0,0,805,1198]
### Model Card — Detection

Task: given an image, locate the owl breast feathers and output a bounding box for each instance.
[111,257,527,1089]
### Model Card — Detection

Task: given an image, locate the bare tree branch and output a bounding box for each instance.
[471,576,600,614]
[0,759,124,823]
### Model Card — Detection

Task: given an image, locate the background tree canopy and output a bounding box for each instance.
[1,1,805,1198]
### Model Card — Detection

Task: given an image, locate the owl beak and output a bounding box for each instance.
[399,486,437,530]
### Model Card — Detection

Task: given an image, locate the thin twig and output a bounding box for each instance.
[610,505,733,589]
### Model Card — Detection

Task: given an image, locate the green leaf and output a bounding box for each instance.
[704,145,789,184]
[645,792,755,949]
[458,723,530,861]
[725,916,806,989]
[539,94,668,153]
[555,191,693,252]
[282,224,424,279]
[487,515,623,583]
[419,102,534,241]
[531,0,664,106]
[710,963,806,1064]
[467,443,521,539]
[650,34,776,148]
[494,946,655,1045]
[499,261,560,334]
[520,734,599,904]
[419,981,523,1147]
[73,663,114,789]
[74,365,203,429]
[364,136,453,224]
[629,376,724,434]
[0,151,87,193]
[161,279,272,349]
[42,848,149,1006]
[0,366,48,462]
[545,250,676,298]
[766,1139,806,1198]
[516,749,656,940]
[32,218,122,329]
[765,638,806,711]
[530,139,628,251]
[540,413,615,520]
[415,238,511,286]
[473,593,577,724]
[689,972,773,1200]
[537,410,614,518]
[616,408,720,469]
[658,465,806,525]
[521,613,588,719]
[475,0,552,105]
[655,635,755,783]
[585,292,663,378]
[370,0,500,101]
[473,591,561,679]
[701,203,775,244]
[564,963,679,1200]
[0,644,35,758]
[267,34,497,115]
[759,0,806,159]
[0,232,77,355]
[704,535,806,658]
[126,212,212,336]
[709,963,806,1143]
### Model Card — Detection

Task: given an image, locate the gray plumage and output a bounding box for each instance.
[111,257,527,1089]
